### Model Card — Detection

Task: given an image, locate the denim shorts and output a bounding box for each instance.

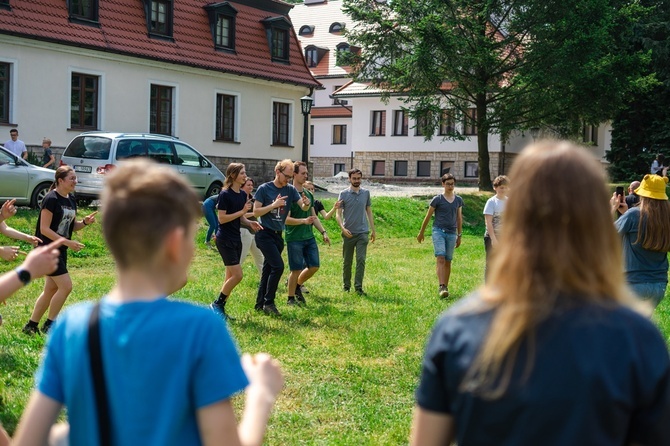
[287,238,320,271]
[629,282,667,308]
[432,227,458,260]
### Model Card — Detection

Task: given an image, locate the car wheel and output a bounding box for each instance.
[205,182,222,198]
[76,197,93,208]
[31,182,51,209]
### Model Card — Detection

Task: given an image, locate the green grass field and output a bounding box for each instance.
[1,194,669,444]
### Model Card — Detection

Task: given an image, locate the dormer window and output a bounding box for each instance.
[143,0,174,39]
[262,17,292,64]
[299,25,314,36]
[336,42,355,66]
[67,0,98,23]
[304,45,328,68]
[0,0,10,11]
[204,2,238,51]
[329,22,345,33]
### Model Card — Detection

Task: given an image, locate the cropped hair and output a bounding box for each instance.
[275,159,293,173]
[348,168,362,178]
[101,159,201,269]
[493,175,509,188]
[636,197,670,252]
[224,163,245,190]
[464,141,635,398]
[50,166,74,191]
[441,173,455,183]
[293,161,307,173]
[43,138,52,145]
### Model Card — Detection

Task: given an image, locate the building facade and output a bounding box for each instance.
[0,0,320,181]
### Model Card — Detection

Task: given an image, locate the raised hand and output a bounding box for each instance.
[83,210,98,226]
[0,199,17,221]
[273,194,287,209]
[21,238,66,279]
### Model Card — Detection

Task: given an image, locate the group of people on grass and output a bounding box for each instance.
[0,140,669,444]
[204,159,376,319]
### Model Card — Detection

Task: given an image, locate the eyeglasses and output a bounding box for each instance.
[443,182,455,186]
[280,171,293,180]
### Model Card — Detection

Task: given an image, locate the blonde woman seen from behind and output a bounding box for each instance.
[410,141,670,446]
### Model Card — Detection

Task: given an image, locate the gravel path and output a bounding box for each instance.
[312,177,480,198]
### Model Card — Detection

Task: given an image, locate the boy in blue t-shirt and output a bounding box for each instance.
[13,160,283,446]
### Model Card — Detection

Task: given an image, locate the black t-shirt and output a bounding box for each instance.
[42,148,53,166]
[417,294,670,446]
[314,199,325,215]
[215,188,247,242]
[36,190,77,249]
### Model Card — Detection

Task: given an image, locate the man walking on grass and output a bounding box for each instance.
[337,169,376,296]
[285,161,330,306]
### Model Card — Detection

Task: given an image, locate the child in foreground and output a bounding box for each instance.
[13,159,283,446]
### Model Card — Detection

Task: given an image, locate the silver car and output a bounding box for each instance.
[0,145,54,208]
[60,132,225,201]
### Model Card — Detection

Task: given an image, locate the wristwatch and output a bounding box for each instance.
[15,268,31,286]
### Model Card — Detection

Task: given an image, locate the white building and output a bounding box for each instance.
[0,0,320,180]
[291,0,610,182]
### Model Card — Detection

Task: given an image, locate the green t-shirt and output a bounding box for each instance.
[285,189,315,242]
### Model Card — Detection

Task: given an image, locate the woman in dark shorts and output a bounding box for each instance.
[22,166,97,335]
[210,163,262,320]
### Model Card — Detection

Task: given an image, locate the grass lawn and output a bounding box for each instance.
[1,194,669,444]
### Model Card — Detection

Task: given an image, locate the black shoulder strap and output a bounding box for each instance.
[88,302,112,446]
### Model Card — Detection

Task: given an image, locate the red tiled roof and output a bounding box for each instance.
[311,107,352,118]
[0,0,320,88]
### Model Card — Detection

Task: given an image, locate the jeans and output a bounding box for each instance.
[255,230,285,308]
[432,227,458,260]
[287,238,320,271]
[202,203,218,243]
[342,232,369,291]
[629,282,666,308]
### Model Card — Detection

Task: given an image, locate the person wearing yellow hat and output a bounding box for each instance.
[613,173,670,308]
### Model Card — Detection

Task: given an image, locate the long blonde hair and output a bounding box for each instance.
[636,197,670,252]
[465,141,635,398]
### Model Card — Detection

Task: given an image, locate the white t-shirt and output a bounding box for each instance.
[483,195,507,237]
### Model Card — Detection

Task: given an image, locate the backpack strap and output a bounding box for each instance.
[88,302,112,446]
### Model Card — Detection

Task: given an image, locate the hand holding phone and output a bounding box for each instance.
[616,186,625,203]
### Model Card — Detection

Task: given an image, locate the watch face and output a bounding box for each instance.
[17,269,31,284]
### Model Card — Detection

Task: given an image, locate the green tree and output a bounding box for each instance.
[607,1,670,181]
[344,0,653,190]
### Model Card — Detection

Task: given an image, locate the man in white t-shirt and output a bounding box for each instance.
[4,129,27,159]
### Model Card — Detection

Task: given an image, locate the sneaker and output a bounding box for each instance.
[287,297,298,306]
[299,284,310,294]
[343,287,350,292]
[295,285,304,299]
[263,304,281,315]
[210,302,235,321]
[22,323,40,336]
[296,295,306,305]
[439,285,449,299]
[355,289,367,296]
[41,321,53,335]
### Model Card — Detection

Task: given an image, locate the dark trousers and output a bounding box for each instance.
[484,236,492,281]
[255,230,285,308]
[342,232,369,291]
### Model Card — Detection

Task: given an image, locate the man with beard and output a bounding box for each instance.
[336,169,376,296]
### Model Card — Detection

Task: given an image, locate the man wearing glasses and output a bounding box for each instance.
[416,173,463,298]
[253,159,310,315]
[336,168,376,296]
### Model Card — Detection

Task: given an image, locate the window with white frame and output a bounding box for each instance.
[69,0,98,22]
[439,109,455,135]
[582,124,598,145]
[0,62,11,124]
[150,84,173,135]
[464,108,477,135]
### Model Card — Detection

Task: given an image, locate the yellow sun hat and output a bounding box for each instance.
[635,174,669,201]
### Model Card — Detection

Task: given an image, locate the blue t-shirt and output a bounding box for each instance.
[37,297,249,446]
[417,294,670,446]
[337,188,372,234]
[216,188,247,242]
[615,207,669,284]
[254,181,301,232]
[429,194,463,233]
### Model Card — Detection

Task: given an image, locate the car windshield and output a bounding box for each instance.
[63,136,112,160]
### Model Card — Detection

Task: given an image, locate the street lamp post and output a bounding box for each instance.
[300,95,314,163]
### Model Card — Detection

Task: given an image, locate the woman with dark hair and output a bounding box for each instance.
[613,174,670,308]
[411,141,670,445]
[210,163,262,320]
[23,166,97,335]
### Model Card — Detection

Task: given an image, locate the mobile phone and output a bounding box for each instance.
[616,186,624,202]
